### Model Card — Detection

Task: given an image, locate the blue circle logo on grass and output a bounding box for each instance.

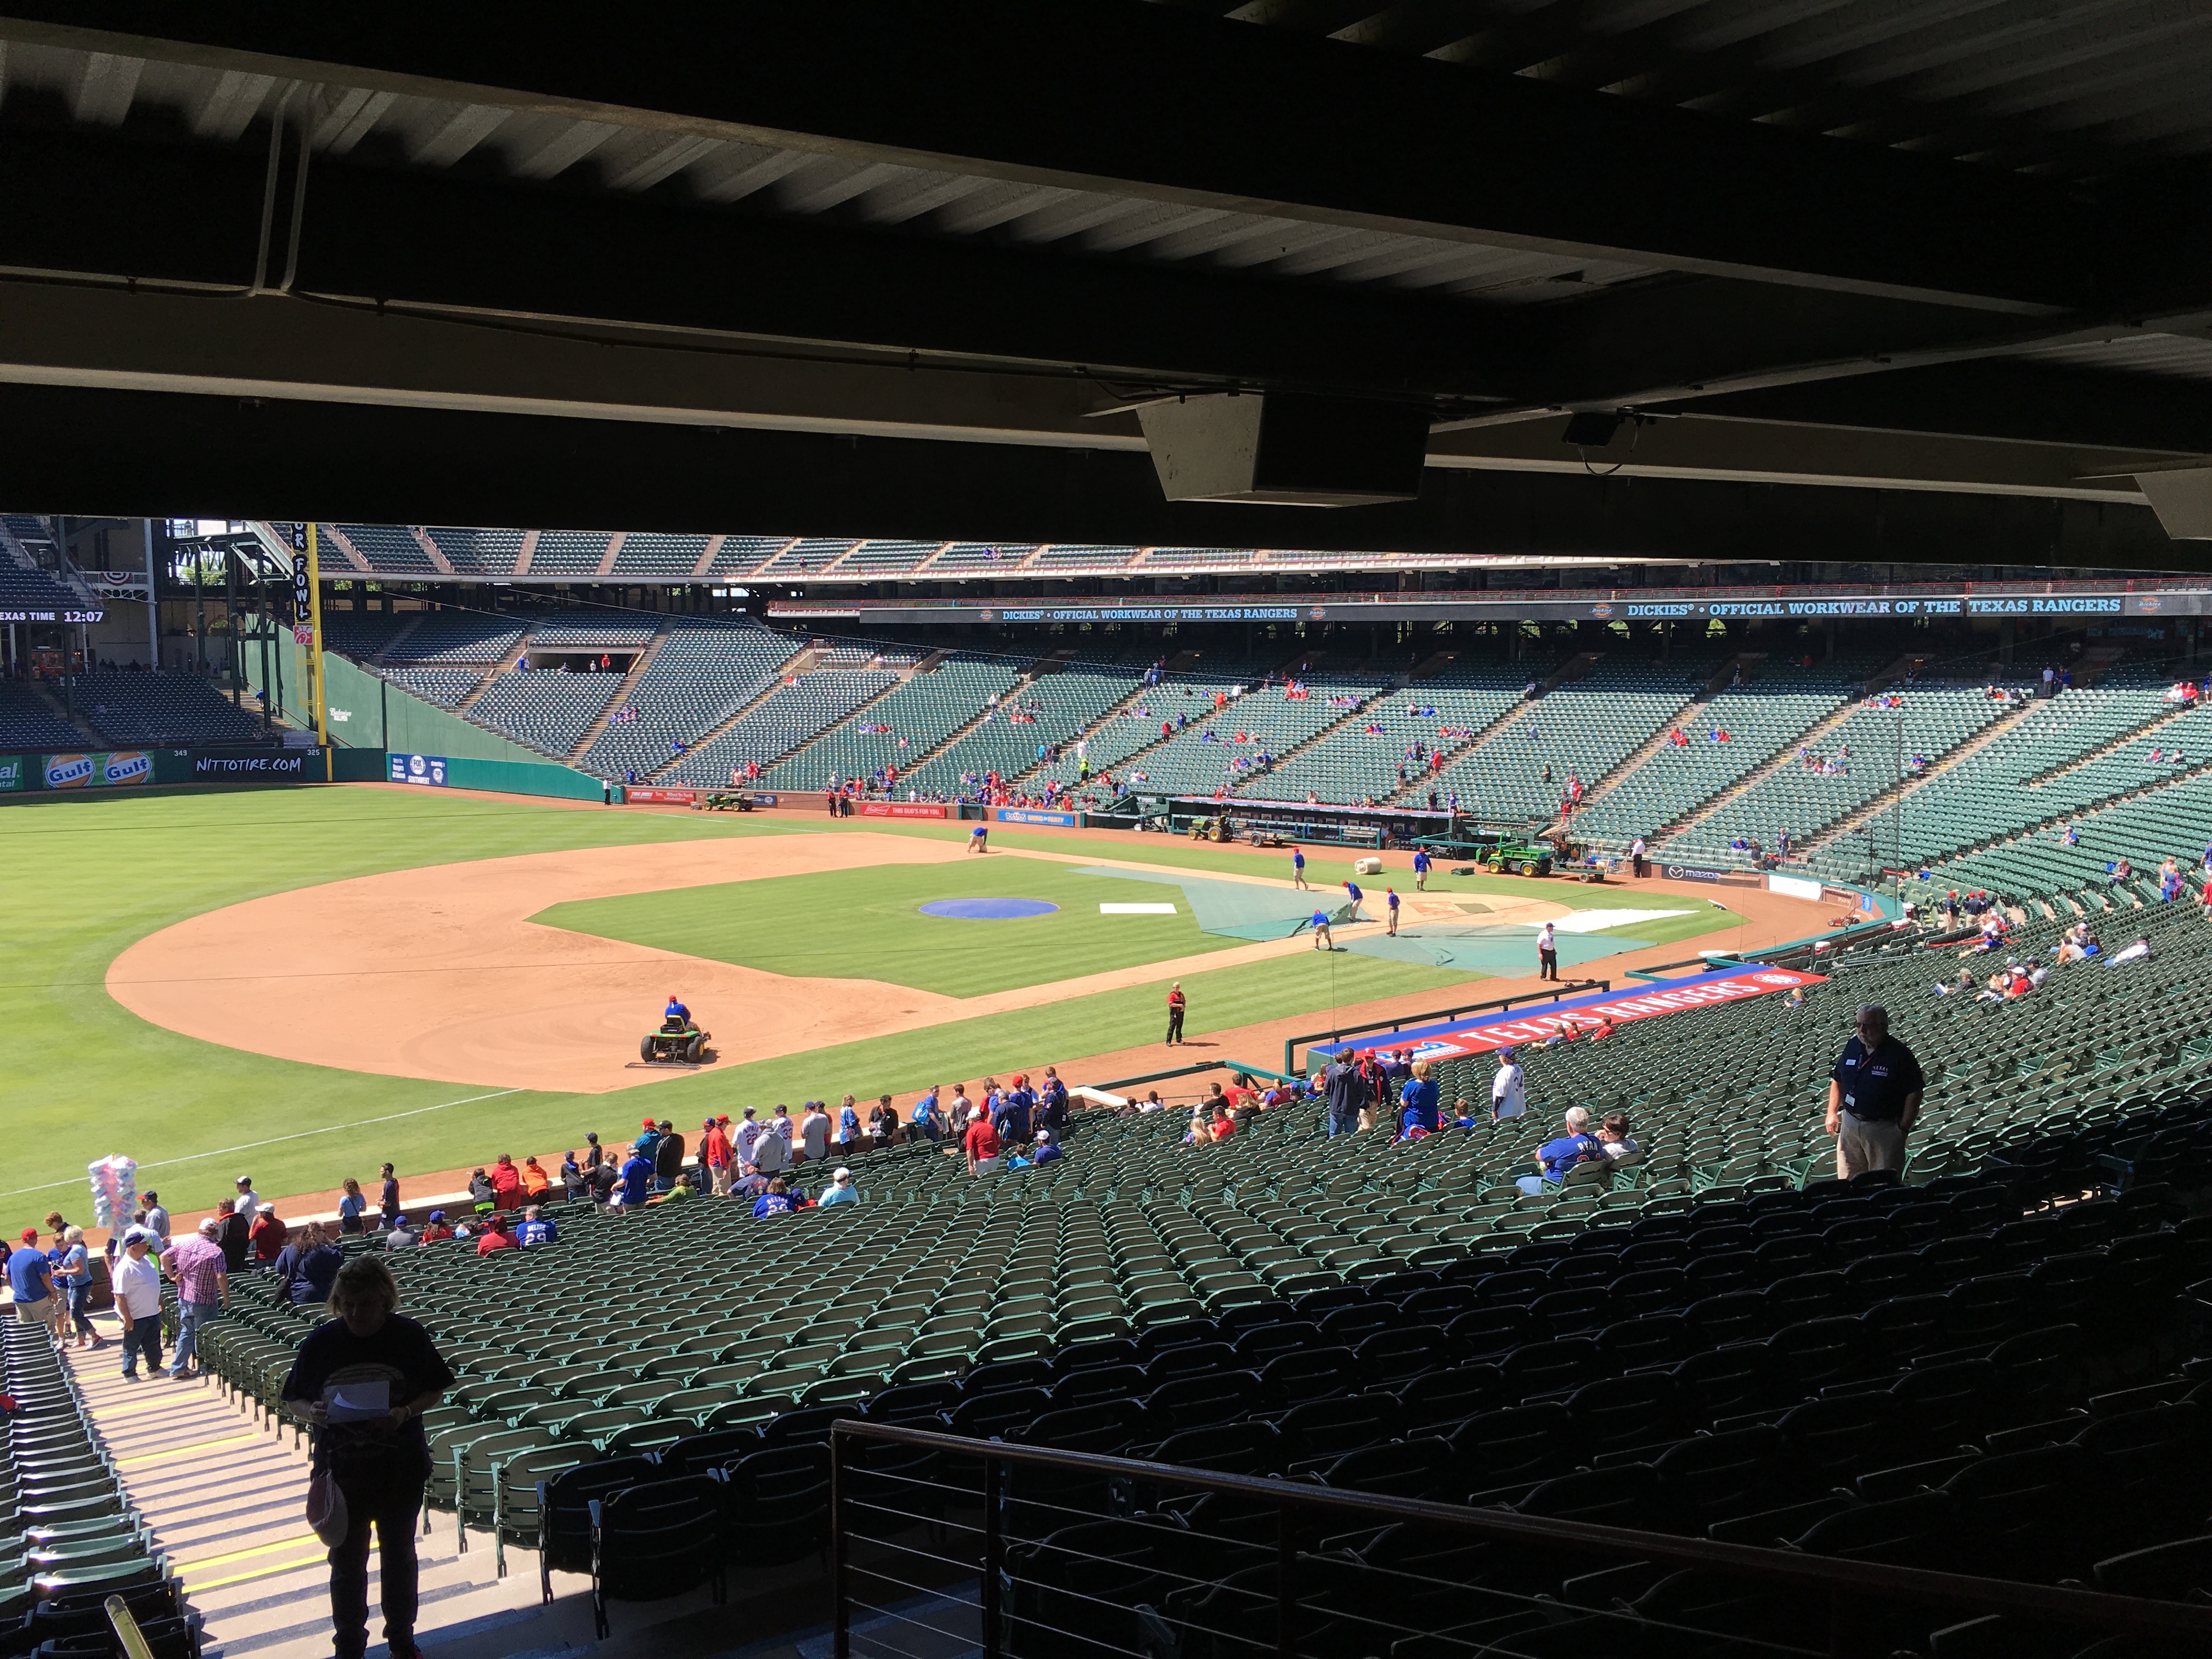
[919,898,1060,919]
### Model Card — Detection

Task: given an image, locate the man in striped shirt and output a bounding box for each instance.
[159,1217,230,1381]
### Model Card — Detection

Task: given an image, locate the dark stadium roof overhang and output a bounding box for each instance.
[2,3,2212,566]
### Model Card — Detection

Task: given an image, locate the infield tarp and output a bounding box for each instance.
[1309,964,1827,1061]
[1341,929,1651,974]
[1075,866,1338,939]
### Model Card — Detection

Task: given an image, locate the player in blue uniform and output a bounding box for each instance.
[1412,848,1431,890]
[1291,847,1309,889]
[1342,879,1365,922]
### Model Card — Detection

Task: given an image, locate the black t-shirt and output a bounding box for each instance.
[281,1314,455,1483]
[1830,1035,1925,1123]
[655,1133,686,1177]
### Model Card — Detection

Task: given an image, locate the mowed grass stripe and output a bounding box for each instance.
[532,860,1248,996]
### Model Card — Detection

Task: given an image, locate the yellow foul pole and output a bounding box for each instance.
[294,522,332,780]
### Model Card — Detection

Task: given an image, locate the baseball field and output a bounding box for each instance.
[0,784,1782,1219]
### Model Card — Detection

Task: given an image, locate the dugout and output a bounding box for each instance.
[1161,795,1543,850]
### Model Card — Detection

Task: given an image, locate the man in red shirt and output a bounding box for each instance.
[488,1155,523,1211]
[700,1116,733,1196]
[963,1113,1003,1177]
[1165,983,1186,1046]
[475,1214,516,1257]
[249,1205,289,1266]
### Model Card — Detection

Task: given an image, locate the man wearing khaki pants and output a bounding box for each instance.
[1826,1003,1924,1178]
[6,1228,60,1344]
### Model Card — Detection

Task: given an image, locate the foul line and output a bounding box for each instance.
[0,1087,523,1201]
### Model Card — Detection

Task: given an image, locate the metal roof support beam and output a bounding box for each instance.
[0,0,2190,315]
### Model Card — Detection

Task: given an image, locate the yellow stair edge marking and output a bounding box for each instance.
[86,1393,241,1424]
[177,1532,322,1571]
[180,1553,331,1593]
[117,1431,261,1469]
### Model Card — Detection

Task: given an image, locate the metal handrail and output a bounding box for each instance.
[827,1419,2212,1658]
[1281,979,1609,1075]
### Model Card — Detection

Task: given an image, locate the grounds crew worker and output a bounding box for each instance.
[1826,1003,1924,1178]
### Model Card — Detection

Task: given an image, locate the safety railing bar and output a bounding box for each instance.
[843,1564,992,1606]
[843,1534,986,1574]
[829,1420,2212,1638]
[995,1597,1259,1659]
[841,1495,986,1537]
[842,1594,985,1643]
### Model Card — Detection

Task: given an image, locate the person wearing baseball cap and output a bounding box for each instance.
[113,1228,165,1378]
[1490,1047,1527,1121]
[7,1228,57,1347]
[1031,1129,1063,1166]
[699,1115,734,1197]
[817,1167,859,1208]
[234,1175,262,1217]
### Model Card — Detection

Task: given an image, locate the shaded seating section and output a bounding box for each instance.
[0,567,83,612]
[1665,684,2012,868]
[383,613,527,665]
[0,1317,193,1633]
[0,682,86,749]
[1806,673,2182,879]
[1243,659,1525,806]
[1426,663,1709,825]
[521,615,657,653]
[524,532,612,577]
[661,669,896,787]
[834,541,944,576]
[574,620,800,782]
[1572,660,1865,849]
[1028,545,1137,571]
[334,524,437,574]
[423,527,525,575]
[1905,727,2212,902]
[900,664,1139,797]
[1077,672,1386,800]
[762,657,1020,791]
[1020,663,1265,798]
[465,670,622,756]
[379,668,482,708]
[706,537,805,578]
[608,533,709,577]
[757,539,857,576]
[72,674,264,746]
[929,543,1039,574]
[320,613,411,659]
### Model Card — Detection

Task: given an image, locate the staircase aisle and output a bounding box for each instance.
[63,1335,592,1659]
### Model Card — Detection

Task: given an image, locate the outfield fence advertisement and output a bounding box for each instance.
[390,753,450,786]
[0,748,313,790]
[626,787,697,805]
[996,808,1077,826]
[190,753,310,781]
[1312,965,1828,1062]
[861,802,948,819]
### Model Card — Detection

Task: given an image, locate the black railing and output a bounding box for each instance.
[827,1420,2212,1659]
[1280,979,1609,1075]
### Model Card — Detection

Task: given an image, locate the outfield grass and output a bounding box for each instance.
[0,788,1531,1215]
[535,859,1256,995]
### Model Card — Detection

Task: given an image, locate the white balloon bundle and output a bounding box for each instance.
[87,1155,138,1227]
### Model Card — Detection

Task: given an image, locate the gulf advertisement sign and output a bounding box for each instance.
[43,751,151,789]
[1312,965,1826,1062]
